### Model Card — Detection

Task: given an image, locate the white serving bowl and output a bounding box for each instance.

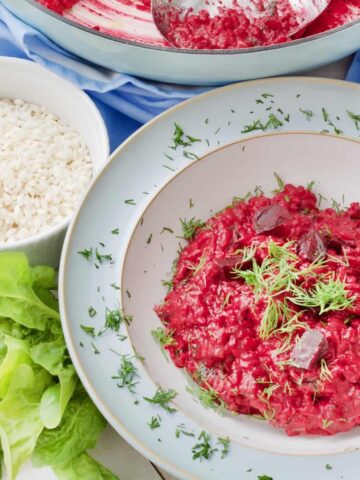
[3,0,360,85]
[0,57,109,267]
[122,132,360,456]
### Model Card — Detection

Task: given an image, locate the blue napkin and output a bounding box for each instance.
[0,1,359,152]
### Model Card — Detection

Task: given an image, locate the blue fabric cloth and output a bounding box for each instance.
[0,1,359,151]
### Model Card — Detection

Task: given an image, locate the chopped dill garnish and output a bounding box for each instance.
[78,248,93,260]
[175,424,195,438]
[260,383,280,401]
[161,226,174,234]
[306,180,315,191]
[143,388,177,413]
[272,172,285,194]
[163,164,176,172]
[112,354,139,393]
[104,308,132,332]
[146,233,153,244]
[189,255,207,276]
[95,248,112,264]
[256,99,264,104]
[161,279,173,292]
[180,217,205,240]
[322,107,329,122]
[164,152,174,161]
[88,306,97,318]
[171,123,201,149]
[192,431,217,461]
[347,110,360,130]
[80,325,95,337]
[299,108,313,121]
[325,464,333,470]
[151,327,175,346]
[91,341,100,354]
[125,199,136,205]
[261,93,274,98]
[111,228,119,235]
[322,419,334,429]
[290,275,355,314]
[187,384,227,414]
[126,289,131,298]
[217,437,230,458]
[320,358,333,382]
[183,151,199,160]
[148,415,161,429]
[258,476,273,480]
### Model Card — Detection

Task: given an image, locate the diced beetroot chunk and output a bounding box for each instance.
[253,205,291,233]
[215,255,244,267]
[291,329,328,370]
[298,230,327,261]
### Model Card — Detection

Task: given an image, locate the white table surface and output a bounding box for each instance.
[18,55,354,480]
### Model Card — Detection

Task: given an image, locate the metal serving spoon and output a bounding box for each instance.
[152,0,331,49]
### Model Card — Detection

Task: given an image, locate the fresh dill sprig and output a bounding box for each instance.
[112,355,139,393]
[187,384,227,415]
[143,387,177,413]
[180,217,205,240]
[192,431,217,461]
[148,415,161,429]
[320,358,333,382]
[272,172,285,194]
[289,275,355,314]
[104,308,132,332]
[188,255,207,276]
[171,123,201,150]
[151,327,175,347]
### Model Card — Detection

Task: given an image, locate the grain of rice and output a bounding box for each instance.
[0,98,92,243]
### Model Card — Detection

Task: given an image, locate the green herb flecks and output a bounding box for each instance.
[175,424,195,438]
[320,358,333,382]
[192,431,217,461]
[171,123,201,150]
[258,476,274,480]
[78,248,93,260]
[272,172,285,194]
[80,325,96,337]
[231,241,355,342]
[299,108,313,121]
[180,217,205,240]
[189,255,207,276]
[151,327,175,347]
[143,387,177,413]
[148,415,161,429]
[112,355,139,393]
[347,110,360,130]
[88,306,97,318]
[95,248,112,264]
[125,199,136,205]
[217,437,230,458]
[290,275,355,315]
[187,384,227,415]
[104,308,132,332]
[325,464,333,470]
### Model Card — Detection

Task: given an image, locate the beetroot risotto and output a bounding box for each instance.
[155,180,360,436]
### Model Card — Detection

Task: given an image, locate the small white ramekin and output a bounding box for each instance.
[0,57,109,267]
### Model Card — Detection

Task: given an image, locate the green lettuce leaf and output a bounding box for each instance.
[32,387,107,468]
[31,336,78,429]
[0,363,52,479]
[53,452,119,480]
[0,335,32,399]
[0,253,59,330]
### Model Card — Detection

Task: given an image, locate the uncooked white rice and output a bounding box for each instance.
[0,98,92,243]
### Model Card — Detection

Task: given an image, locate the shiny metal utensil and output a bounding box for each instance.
[152,0,332,48]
